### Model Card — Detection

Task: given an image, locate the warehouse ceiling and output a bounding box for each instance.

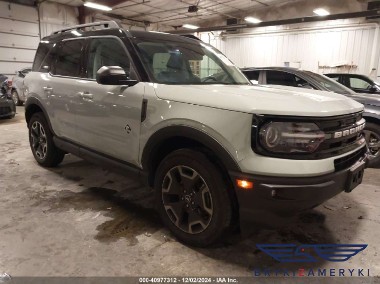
[45,0,292,26]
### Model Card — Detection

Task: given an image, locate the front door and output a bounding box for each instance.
[76,37,143,165]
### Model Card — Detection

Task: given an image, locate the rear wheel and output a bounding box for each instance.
[155,149,234,247]
[28,112,65,167]
[11,90,22,106]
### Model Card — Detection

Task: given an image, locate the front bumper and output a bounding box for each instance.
[230,147,368,227]
[0,98,16,118]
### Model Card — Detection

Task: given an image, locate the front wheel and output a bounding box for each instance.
[364,122,380,167]
[28,112,65,167]
[155,149,234,247]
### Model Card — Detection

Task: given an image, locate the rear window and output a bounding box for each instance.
[243,70,260,84]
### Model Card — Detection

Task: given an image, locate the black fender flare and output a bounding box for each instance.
[141,125,241,175]
[24,97,55,134]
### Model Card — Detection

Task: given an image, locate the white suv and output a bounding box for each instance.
[24,21,368,246]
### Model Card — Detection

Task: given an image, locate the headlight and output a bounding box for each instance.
[259,122,325,153]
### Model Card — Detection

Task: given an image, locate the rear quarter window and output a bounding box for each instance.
[32,42,54,72]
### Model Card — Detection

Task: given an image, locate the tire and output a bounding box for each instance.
[11,90,22,106]
[154,148,234,247]
[364,122,380,167]
[28,112,65,167]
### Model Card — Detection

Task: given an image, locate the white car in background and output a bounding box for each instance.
[11,67,31,106]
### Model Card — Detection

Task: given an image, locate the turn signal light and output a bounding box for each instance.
[236,179,253,189]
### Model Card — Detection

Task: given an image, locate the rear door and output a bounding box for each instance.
[48,38,85,142]
[76,36,144,165]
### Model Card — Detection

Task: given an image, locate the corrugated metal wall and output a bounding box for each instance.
[0,2,78,77]
[0,2,39,77]
[39,2,78,38]
[201,20,380,77]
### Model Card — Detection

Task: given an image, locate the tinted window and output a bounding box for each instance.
[294,75,314,89]
[33,42,53,72]
[87,38,130,79]
[305,72,355,95]
[326,75,339,82]
[266,71,296,86]
[349,77,371,89]
[54,40,84,77]
[244,71,260,84]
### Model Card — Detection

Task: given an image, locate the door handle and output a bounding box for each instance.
[82,93,93,100]
[43,86,53,92]
[78,91,93,100]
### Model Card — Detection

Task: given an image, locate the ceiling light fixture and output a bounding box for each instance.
[71,30,82,36]
[244,17,262,24]
[182,24,199,29]
[84,2,112,11]
[313,8,330,16]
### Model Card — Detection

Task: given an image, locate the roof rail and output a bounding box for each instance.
[52,21,123,35]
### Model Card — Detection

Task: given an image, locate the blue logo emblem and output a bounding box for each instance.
[256,244,367,262]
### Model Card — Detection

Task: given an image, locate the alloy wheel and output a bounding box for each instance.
[364,130,380,159]
[162,165,213,234]
[12,91,19,105]
[30,121,48,160]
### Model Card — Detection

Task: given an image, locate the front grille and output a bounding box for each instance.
[251,111,366,160]
[334,146,367,172]
[0,107,11,115]
[315,112,365,158]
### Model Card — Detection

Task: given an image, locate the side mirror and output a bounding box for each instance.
[369,85,378,93]
[96,66,138,86]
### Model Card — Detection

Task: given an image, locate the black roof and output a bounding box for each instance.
[42,26,200,45]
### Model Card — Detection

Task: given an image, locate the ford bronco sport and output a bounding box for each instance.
[25,21,368,247]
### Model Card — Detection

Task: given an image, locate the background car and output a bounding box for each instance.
[241,67,380,166]
[11,67,31,106]
[325,73,380,95]
[0,90,16,119]
[0,74,11,96]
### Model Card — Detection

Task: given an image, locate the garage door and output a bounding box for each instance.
[0,2,39,77]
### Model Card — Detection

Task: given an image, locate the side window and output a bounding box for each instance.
[266,71,296,86]
[244,71,260,84]
[87,38,130,79]
[349,77,371,90]
[328,75,340,82]
[54,40,84,77]
[32,42,53,72]
[294,75,314,89]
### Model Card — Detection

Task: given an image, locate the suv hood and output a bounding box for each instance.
[153,84,363,117]
[350,93,380,108]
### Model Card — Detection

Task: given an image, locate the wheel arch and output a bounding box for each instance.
[141,126,241,188]
[25,97,54,133]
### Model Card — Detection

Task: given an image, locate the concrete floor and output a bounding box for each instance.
[0,106,379,281]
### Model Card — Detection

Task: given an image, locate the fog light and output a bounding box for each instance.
[236,179,253,189]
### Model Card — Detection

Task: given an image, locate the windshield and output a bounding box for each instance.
[133,38,250,85]
[305,71,356,95]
